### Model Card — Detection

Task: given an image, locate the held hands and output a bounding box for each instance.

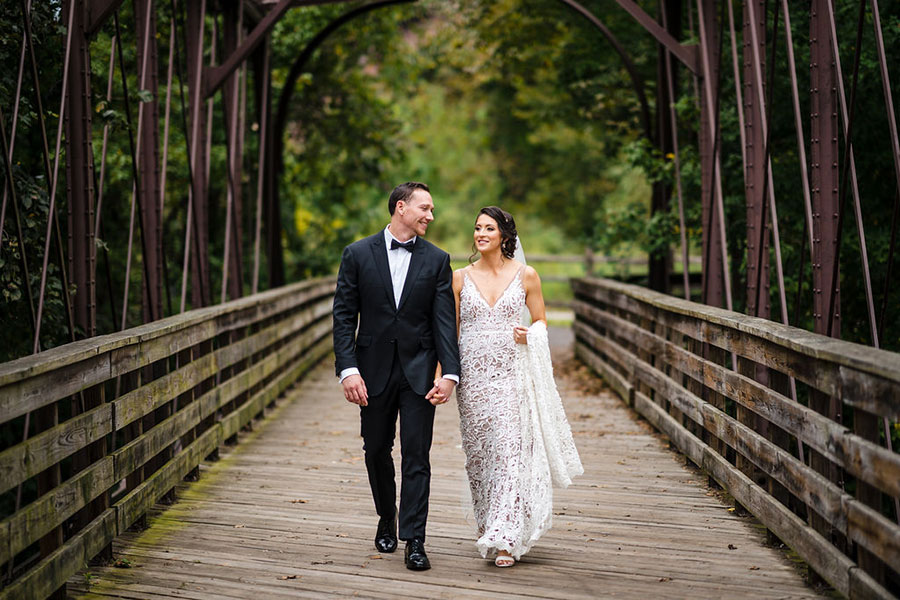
[342,374,368,406]
[513,325,529,345]
[426,377,456,406]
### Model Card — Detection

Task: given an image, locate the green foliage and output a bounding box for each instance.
[0,1,70,361]
[2,0,900,360]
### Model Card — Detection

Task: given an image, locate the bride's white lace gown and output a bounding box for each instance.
[457,266,573,559]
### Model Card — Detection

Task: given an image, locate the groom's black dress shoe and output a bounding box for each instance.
[374,513,398,553]
[404,538,431,571]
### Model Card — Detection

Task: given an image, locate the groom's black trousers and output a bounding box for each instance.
[360,348,435,542]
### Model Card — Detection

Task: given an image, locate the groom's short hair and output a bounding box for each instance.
[389,182,430,215]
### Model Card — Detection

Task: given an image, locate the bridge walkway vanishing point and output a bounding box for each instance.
[67,330,819,599]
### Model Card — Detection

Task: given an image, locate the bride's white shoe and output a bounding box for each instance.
[494,552,515,568]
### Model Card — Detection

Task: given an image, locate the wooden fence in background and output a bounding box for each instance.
[0,278,335,599]
[572,276,900,599]
[452,251,702,308]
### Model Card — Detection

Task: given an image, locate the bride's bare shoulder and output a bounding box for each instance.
[452,265,471,289]
[522,264,541,282]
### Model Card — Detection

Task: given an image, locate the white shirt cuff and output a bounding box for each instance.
[442,374,459,384]
[339,367,360,383]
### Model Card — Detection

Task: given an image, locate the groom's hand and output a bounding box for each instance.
[342,374,368,406]
[426,378,456,406]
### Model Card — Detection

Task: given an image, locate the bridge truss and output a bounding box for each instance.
[1,0,899,598]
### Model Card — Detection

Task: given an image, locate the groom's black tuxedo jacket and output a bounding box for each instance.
[332,231,460,398]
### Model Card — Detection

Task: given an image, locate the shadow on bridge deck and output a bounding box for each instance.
[68,329,821,599]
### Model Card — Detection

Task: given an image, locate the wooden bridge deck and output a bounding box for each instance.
[68,333,820,599]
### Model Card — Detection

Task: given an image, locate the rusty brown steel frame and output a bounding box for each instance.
[1,3,897,349]
[2,0,900,596]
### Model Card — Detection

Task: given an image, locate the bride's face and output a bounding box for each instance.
[474,214,502,254]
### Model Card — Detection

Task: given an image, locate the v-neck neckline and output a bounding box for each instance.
[465,267,522,309]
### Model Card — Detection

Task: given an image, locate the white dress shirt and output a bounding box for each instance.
[339,226,458,385]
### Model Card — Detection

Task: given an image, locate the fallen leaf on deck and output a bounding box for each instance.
[234,524,245,528]
[728,544,737,550]
[368,554,382,559]
[290,499,308,504]
[277,575,301,580]
[659,577,672,582]
[749,566,760,570]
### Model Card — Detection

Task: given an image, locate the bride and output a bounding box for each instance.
[447,206,583,567]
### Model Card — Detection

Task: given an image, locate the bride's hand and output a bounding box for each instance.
[513,325,529,345]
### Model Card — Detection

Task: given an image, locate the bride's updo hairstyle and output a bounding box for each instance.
[473,206,517,261]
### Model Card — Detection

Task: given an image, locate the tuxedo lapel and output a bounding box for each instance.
[370,235,397,309]
[397,240,426,311]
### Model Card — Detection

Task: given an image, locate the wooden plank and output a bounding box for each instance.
[0,352,111,424]
[0,403,113,495]
[114,425,222,534]
[113,351,219,431]
[576,306,900,576]
[70,345,819,600]
[0,508,117,600]
[1,457,115,564]
[113,402,204,482]
[573,277,900,389]
[629,391,878,599]
[632,358,900,578]
[573,337,633,405]
[0,515,7,567]
[113,311,331,483]
[578,300,900,498]
[219,335,332,440]
[571,314,635,380]
[0,278,335,401]
[574,284,846,402]
[846,496,900,575]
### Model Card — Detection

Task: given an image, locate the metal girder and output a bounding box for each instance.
[649,0,683,293]
[135,0,163,324]
[204,0,293,99]
[222,0,245,302]
[84,0,126,34]
[186,0,212,308]
[696,0,728,309]
[66,0,97,338]
[743,0,769,320]
[810,0,840,338]
[205,0,358,100]
[612,0,699,74]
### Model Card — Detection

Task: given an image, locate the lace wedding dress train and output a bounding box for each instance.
[456,267,582,560]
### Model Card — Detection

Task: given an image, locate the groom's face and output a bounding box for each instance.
[397,190,435,238]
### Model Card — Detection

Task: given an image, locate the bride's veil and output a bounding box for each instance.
[514,236,531,326]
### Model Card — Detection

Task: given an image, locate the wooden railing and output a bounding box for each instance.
[572,277,900,599]
[0,278,335,599]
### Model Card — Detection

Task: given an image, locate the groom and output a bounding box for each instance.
[332,181,460,571]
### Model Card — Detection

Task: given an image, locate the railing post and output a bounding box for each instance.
[583,247,594,277]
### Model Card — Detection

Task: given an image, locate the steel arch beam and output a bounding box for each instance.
[555,0,654,143]
[264,0,675,285]
[265,0,414,286]
[270,0,659,198]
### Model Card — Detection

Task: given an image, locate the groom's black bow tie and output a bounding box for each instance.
[391,239,415,252]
